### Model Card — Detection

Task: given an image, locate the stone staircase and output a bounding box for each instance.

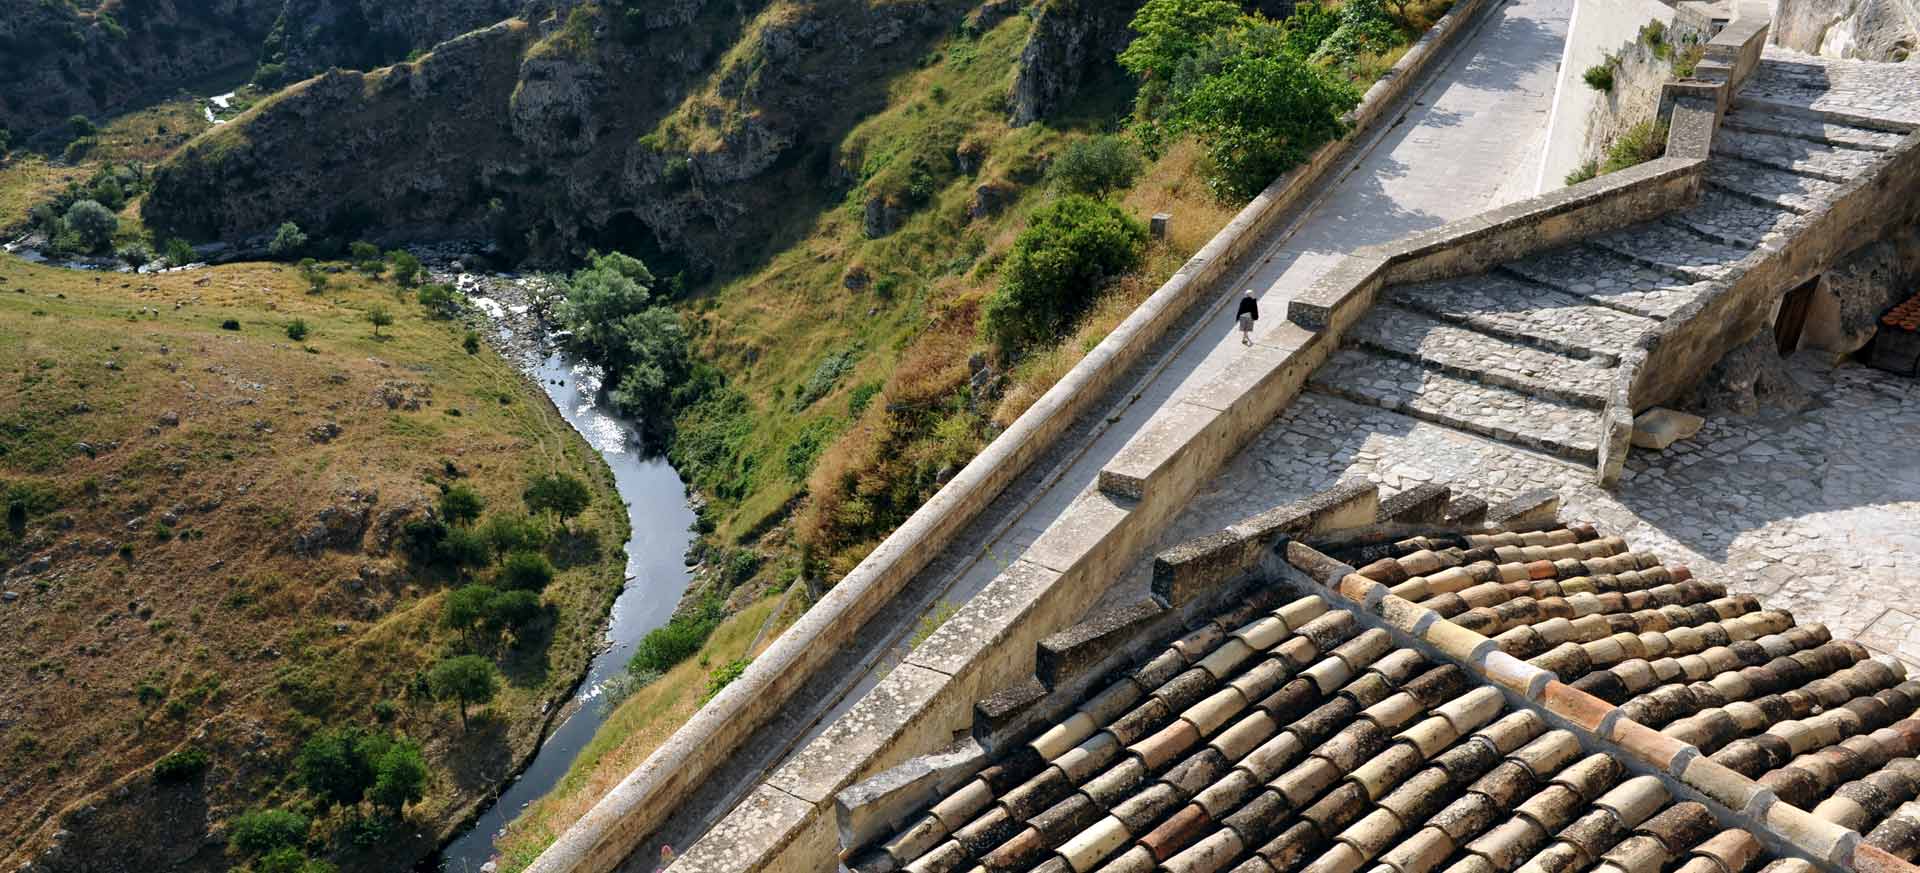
[1307,48,1915,466]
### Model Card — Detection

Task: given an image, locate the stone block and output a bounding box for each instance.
[673,784,833,873]
[1152,530,1264,608]
[1038,601,1166,688]
[1378,483,1452,524]
[1287,255,1389,332]
[769,663,957,805]
[1488,490,1560,527]
[1443,496,1488,526]
[973,677,1048,744]
[1099,400,1217,500]
[1631,408,1704,450]
[910,559,1063,680]
[835,738,988,852]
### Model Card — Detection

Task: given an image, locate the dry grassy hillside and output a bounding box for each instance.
[0,254,627,871]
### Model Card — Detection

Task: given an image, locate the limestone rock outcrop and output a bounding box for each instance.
[1771,0,1919,62]
[1008,0,1145,126]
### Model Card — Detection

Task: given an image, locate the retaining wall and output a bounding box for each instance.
[1536,0,1678,191]
[530,0,1506,870]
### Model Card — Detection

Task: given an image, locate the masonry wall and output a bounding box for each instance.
[1537,0,1678,192]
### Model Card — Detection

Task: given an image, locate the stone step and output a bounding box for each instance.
[1666,188,1807,249]
[1385,273,1657,360]
[1721,107,1907,151]
[1587,221,1757,282]
[1710,126,1886,184]
[1308,349,1601,463]
[1743,52,1920,133]
[1346,305,1614,408]
[1501,246,1715,320]
[1705,157,1846,215]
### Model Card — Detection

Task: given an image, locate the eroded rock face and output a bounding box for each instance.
[1771,0,1919,62]
[1684,331,1812,416]
[1009,0,1145,126]
[1801,228,1920,357]
[266,0,531,77]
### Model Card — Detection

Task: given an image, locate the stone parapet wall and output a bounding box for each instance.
[541,0,1511,871]
[1536,0,1678,192]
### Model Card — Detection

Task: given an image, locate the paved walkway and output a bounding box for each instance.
[623,0,1572,861]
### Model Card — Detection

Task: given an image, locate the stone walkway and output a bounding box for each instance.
[1293,47,1913,469]
[1146,355,1920,670]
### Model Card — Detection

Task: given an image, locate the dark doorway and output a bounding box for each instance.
[1775,276,1818,356]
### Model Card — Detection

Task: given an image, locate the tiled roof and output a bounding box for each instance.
[1883,295,1920,332]
[841,518,1920,873]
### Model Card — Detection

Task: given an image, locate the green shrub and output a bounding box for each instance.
[268,222,307,259]
[1564,160,1599,186]
[296,727,389,807]
[630,595,724,674]
[62,200,117,253]
[68,114,96,139]
[983,195,1148,356]
[463,331,481,354]
[227,808,309,855]
[1583,63,1615,92]
[153,747,210,783]
[349,241,383,274]
[1118,0,1243,83]
[417,283,460,318]
[1312,0,1401,64]
[1171,46,1359,198]
[387,251,423,287]
[703,657,752,702]
[791,348,859,411]
[498,550,554,591]
[221,319,242,331]
[1600,119,1668,173]
[523,473,591,522]
[368,737,428,812]
[163,237,196,267]
[1049,135,1144,196]
[848,381,882,417]
[285,320,309,341]
[437,485,485,526]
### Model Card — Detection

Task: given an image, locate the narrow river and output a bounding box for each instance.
[433,346,697,872]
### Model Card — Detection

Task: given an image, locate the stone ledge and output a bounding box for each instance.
[1036,601,1166,689]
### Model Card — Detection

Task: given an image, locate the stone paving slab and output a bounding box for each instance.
[1706,158,1846,214]
[1721,107,1911,151]
[1308,348,1601,461]
[1501,245,1715,319]
[1347,304,1614,406]
[1710,127,1887,183]
[1140,356,1920,671]
[1588,219,1759,280]
[1748,48,1920,129]
[1666,188,1808,249]
[1387,272,1655,358]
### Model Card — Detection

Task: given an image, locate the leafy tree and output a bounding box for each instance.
[443,584,499,641]
[498,550,554,591]
[268,222,307,259]
[523,473,591,523]
[296,727,389,807]
[369,738,428,813]
[163,238,196,267]
[437,484,485,526]
[1049,135,1144,196]
[1118,0,1243,83]
[153,747,210,783]
[483,589,542,635]
[982,196,1148,356]
[387,250,423,287]
[553,252,698,446]
[1312,0,1402,64]
[228,808,309,855]
[367,305,393,337]
[480,512,548,558]
[416,282,460,318]
[67,114,96,139]
[1170,47,1359,198]
[428,654,497,729]
[442,526,493,575]
[297,258,328,294]
[349,241,383,274]
[63,199,118,253]
[255,848,337,873]
[463,331,481,354]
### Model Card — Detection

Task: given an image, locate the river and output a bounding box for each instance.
[430,281,698,872]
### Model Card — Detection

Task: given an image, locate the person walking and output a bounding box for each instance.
[1235,289,1259,346]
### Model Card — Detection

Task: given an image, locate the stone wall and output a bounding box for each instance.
[525,0,1506,870]
[1537,0,1678,192]
[1769,0,1920,62]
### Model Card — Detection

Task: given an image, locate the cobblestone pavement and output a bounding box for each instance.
[1745,48,1920,127]
[1137,356,1920,670]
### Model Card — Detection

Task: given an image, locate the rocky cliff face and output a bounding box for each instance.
[262,0,530,79]
[1008,0,1143,125]
[0,0,280,136]
[1771,0,1918,62]
[142,0,987,268]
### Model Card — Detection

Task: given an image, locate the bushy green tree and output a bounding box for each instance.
[369,739,428,813]
[428,654,497,729]
[416,282,459,318]
[437,484,485,526]
[297,258,328,293]
[63,199,118,253]
[268,222,307,259]
[1049,135,1145,196]
[480,512,548,558]
[349,241,383,274]
[163,238,196,267]
[523,473,591,523]
[498,550,554,591]
[286,319,309,341]
[1170,48,1359,197]
[67,114,96,139]
[228,808,309,855]
[295,727,389,807]
[443,584,500,640]
[1118,0,1243,83]
[554,252,698,447]
[1312,0,1401,64]
[367,305,393,337]
[483,589,542,635]
[982,196,1148,356]
[388,250,423,287]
